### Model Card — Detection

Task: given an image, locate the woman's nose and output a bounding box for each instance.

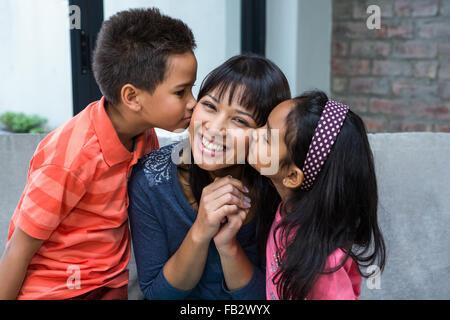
[205,116,227,136]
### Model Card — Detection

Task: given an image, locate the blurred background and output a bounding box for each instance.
[0,0,449,135]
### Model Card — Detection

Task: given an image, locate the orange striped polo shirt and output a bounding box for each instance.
[7,97,159,300]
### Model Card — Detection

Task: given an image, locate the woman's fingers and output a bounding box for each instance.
[209,184,251,211]
[200,188,249,217]
[208,175,249,195]
[215,204,241,222]
[195,176,251,242]
[213,209,249,249]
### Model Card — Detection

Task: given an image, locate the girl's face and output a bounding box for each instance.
[248,99,295,178]
[189,87,258,171]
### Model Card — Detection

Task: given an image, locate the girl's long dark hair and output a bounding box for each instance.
[273,90,386,300]
[188,54,291,255]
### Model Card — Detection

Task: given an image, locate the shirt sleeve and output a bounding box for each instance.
[15,164,87,240]
[128,170,192,300]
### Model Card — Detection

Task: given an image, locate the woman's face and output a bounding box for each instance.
[189,87,258,172]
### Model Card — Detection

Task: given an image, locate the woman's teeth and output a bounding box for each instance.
[202,136,225,152]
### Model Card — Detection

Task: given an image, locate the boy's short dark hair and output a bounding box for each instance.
[93,8,196,105]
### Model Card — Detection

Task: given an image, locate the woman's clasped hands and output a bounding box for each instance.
[191,175,251,253]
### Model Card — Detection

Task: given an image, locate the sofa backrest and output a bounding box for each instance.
[361,133,449,299]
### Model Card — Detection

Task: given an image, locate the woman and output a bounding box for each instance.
[128,54,291,299]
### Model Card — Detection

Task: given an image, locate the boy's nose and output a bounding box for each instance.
[187,95,196,111]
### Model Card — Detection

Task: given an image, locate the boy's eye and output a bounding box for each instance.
[175,89,185,96]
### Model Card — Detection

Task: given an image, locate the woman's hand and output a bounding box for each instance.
[191,176,251,245]
[213,208,248,254]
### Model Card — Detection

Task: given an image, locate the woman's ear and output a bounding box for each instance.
[282,165,304,189]
[120,84,142,112]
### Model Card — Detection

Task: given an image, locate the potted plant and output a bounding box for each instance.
[0,111,48,134]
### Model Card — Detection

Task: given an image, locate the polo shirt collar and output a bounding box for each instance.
[92,97,144,167]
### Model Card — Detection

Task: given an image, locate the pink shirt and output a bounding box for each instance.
[266,203,362,300]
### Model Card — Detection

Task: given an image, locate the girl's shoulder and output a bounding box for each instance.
[137,141,181,187]
[325,248,357,272]
[308,249,362,300]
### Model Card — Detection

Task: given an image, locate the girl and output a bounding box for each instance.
[248,90,386,300]
[128,54,290,299]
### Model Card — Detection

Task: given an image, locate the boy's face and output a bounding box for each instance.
[139,51,198,132]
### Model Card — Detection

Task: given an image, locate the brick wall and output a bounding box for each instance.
[331,0,450,132]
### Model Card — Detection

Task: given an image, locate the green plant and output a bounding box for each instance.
[0,111,48,133]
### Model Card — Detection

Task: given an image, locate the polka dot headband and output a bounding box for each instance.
[300,100,349,191]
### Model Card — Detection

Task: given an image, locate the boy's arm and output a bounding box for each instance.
[0,227,43,300]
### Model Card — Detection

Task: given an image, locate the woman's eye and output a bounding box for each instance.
[233,118,249,127]
[202,102,216,111]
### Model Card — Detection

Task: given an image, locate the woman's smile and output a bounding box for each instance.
[197,132,227,157]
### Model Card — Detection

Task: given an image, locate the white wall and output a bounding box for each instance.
[297,0,332,96]
[0,0,73,130]
[266,0,300,95]
[266,0,332,97]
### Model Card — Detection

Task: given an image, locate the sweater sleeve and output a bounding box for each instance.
[222,263,266,300]
[222,233,266,300]
[128,169,192,300]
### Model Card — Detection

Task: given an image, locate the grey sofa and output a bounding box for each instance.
[0,132,449,300]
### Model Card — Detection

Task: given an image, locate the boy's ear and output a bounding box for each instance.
[120,84,142,112]
[282,165,304,189]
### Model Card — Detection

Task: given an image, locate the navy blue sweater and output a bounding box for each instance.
[128,142,265,300]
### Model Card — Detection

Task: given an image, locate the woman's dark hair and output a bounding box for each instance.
[93,7,196,105]
[273,90,386,300]
[189,54,291,253]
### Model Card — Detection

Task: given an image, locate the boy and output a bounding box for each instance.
[0,8,197,300]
